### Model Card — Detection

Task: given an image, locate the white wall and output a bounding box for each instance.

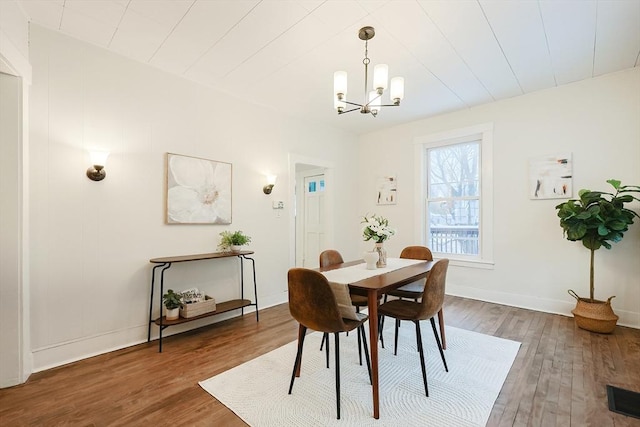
[28,25,360,371]
[358,68,640,328]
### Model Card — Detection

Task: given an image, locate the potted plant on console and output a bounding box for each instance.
[162,289,182,321]
[555,179,639,333]
[218,230,252,252]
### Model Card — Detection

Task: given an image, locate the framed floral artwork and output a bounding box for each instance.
[165,153,232,224]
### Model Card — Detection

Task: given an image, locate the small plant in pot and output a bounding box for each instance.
[218,230,251,252]
[162,289,182,320]
[555,179,639,333]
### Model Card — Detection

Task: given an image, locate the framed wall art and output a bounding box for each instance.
[165,153,232,224]
[528,153,572,200]
[376,175,397,205]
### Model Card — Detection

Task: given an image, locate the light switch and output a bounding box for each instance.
[272,201,284,209]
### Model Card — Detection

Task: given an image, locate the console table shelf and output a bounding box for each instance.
[153,298,252,326]
[148,251,258,352]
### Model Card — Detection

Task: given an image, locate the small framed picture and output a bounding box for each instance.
[376,175,397,205]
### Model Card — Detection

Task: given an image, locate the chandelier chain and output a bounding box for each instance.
[363,39,370,106]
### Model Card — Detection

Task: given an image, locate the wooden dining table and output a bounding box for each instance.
[318,259,435,420]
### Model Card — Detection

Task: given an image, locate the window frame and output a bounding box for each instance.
[414,123,494,268]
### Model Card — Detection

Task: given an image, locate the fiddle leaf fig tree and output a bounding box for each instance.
[555,179,640,301]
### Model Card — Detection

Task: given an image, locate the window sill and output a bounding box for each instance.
[434,257,494,270]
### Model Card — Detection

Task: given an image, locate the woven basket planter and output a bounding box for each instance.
[569,290,618,334]
[180,295,216,318]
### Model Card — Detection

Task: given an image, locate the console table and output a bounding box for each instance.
[148,251,259,352]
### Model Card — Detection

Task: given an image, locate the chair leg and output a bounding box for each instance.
[438,308,446,350]
[414,321,429,397]
[325,333,330,368]
[289,325,307,394]
[346,305,361,339]
[357,326,362,365]
[394,319,400,356]
[359,325,372,384]
[334,332,341,420]
[430,317,448,372]
[320,332,326,351]
[379,294,388,345]
[378,315,385,349]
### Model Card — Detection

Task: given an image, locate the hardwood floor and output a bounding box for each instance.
[1,296,639,426]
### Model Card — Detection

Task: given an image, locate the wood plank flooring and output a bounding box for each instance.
[1,296,639,426]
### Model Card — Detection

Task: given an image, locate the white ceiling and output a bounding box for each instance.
[18,0,640,135]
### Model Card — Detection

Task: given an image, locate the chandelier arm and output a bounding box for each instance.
[365,91,383,107]
[343,100,365,107]
[338,107,361,114]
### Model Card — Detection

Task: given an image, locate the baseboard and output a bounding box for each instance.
[446,284,640,329]
[30,288,636,373]
[32,295,287,373]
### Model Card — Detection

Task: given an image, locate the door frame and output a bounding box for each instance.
[0,26,33,385]
[287,153,335,267]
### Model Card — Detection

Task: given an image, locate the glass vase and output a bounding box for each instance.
[375,242,387,268]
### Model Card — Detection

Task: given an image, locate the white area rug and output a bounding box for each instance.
[199,324,520,426]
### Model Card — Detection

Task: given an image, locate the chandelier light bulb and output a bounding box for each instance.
[390,76,405,104]
[373,64,388,93]
[334,71,347,98]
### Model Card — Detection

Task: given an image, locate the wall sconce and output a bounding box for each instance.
[263,174,277,194]
[86,150,109,181]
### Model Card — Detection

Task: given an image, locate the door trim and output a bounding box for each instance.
[287,153,335,268]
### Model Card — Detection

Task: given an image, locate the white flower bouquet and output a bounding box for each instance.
[362,214,395,243]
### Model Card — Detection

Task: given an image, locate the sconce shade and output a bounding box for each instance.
[89,150,109,167]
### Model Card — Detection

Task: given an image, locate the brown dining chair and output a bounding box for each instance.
[377,258,450,397]
[287,268,372,420]
[319,249,381,363]
[382,246,447,352]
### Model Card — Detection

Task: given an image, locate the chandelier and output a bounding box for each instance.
[333,26,404,117]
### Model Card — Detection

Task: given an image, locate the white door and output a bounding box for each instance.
[302,174,326,267]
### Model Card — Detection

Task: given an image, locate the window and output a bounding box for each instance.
[414,123,493,266]
[427,141,480,255]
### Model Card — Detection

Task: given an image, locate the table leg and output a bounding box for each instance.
[368,290,380,419]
